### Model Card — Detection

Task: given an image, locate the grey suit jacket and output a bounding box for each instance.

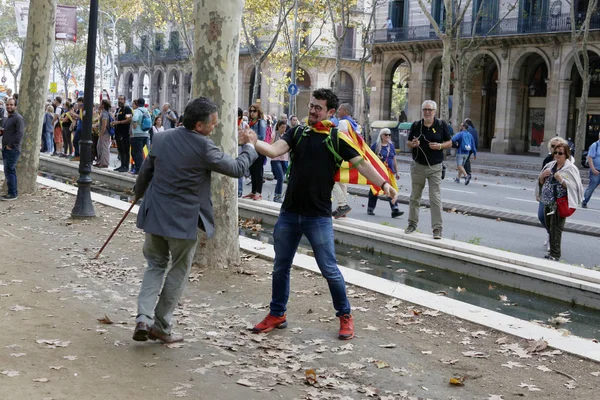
[135,127,258,240]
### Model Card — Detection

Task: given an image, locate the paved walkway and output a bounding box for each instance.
[1,184,600,399]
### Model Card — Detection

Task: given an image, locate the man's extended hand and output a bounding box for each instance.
[238,129,257,145]
[383,184,398,204]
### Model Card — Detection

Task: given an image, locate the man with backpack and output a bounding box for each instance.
[131,98,151,175]
[582,132,600,208]
[162,103,178,130]
[452,123,477,185]
[250,88,398,341]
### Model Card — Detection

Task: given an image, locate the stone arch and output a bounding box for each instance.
[167,68,181,112]
[559,46,600,80]
[424,54,442,81]
[122,70,134,103]
[152,68,166,105]
[465,49,502,77]
[383,55,411,79]
[330,69,356,111]
[138,68,150,102]
[509,48,551,81]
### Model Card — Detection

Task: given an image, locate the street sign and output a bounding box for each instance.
[49,82,58,93]
[288,83,299,96]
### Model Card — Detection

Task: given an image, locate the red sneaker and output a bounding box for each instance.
[251,313,288,333]
[338,314,354,340]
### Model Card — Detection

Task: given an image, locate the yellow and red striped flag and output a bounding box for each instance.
[312,120,398,195]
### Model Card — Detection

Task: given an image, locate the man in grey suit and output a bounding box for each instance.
[132,97,258,343]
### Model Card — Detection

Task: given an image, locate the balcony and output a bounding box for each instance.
[119,48,191,64]
[373,13,600,44]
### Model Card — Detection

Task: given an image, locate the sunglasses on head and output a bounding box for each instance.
[553,151,565,156]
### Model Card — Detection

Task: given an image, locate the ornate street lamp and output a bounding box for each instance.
[71,0,99,218]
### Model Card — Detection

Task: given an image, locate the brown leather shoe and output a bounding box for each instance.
[132,322,149,341]
[148,327,184,344]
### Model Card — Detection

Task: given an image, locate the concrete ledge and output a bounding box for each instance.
[240,199,600,309]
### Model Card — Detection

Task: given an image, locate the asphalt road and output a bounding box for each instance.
[251,163,600,269]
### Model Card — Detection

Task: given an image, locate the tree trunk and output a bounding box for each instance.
[251,61,261,105]
[192,0,244,268]
[576,78,590,165]
[453,55,466,128]
[360,58,370,141]
[11,72,19,93]
[15,0,56,195]
[64,78,69,99]
[332,40,343,92]
[439,38,452,122]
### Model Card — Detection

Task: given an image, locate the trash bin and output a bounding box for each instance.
[397,122,412,153]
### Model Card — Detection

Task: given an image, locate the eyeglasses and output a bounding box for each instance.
[249,109,257,112]
[309,103,324,112]
[553,151,565,156]
[422,108,435,112]
[550,144,557,148]
[382,133,391,136]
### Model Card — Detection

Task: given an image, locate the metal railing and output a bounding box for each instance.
[119,48,191,64]
[373,13,600,44]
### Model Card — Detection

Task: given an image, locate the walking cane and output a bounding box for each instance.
[94,198,137,259]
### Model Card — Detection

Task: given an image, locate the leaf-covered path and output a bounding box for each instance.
[1,187,599,399]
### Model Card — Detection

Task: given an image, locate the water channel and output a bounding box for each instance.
[39,170,600,340]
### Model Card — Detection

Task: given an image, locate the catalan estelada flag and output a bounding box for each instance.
[312,120,398,195]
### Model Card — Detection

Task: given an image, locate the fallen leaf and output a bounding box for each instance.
[564,380,577,389]
[498,295,508,302]
[526,338,548,353]
[378,343,397,348]
[502,361,525,369]
[456,286,466,293]
[421,351,432,355]
[495,337,509,345]
[548,316,571,325]
[440,359,458,365]
[519,382,541,391]
[1,370,20,377]
[305,369,317,385]
[97,315,113,324]
[487,396,504,400]
[49,366,64,370]
[537,365,552,372]
[415,269,426,273]
[63,355,77,361]
[449,376,465,386]
[143,362,157,368]
[590,371,600,377]
[10,353,26,357]
[462,351,488,358]
[488,284,496,290]
[236,379,256,387]
[374,360,389,369]
[32,378,50,383]
[363,325,379,331]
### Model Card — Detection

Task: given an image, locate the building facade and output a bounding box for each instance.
[118,8,373,122]
[371,0,600,154]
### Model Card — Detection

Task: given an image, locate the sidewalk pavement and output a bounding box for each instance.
[1,184,600,399]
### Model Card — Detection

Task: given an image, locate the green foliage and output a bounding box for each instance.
[467,236,482,245]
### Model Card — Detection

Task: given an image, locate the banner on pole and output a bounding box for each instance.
[15,2,78,42]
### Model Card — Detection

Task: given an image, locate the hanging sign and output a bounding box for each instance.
[15,3,78,42]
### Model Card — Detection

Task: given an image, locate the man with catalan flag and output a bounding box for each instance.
[252,88,398,340]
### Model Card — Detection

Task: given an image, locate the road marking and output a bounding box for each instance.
[442,188,477,194]
[505,197,538,204]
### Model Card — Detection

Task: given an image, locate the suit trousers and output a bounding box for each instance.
[136,233,198,334]
[408,162,443,230]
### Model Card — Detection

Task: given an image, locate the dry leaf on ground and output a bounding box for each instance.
[97,315,113,324]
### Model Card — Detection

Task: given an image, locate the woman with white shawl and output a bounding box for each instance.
[535,142,584,261]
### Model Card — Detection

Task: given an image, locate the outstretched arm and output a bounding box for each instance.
[351,155,398,203]
[255,139,290,159]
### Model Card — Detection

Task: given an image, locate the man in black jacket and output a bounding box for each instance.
[0,99,24,201]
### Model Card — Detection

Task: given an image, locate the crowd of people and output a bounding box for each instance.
[41,96,182,174]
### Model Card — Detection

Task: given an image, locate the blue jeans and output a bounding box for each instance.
[271,160,285,195]
[270,211,351,317]
[73,128,81,157]
[583,170,600,205]
[2,148,20,197]
[131,137,146,171]
[537,201,547,231]
[43,130,54,154]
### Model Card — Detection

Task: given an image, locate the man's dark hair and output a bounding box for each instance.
[183,97,218,130]
[312,88,338,111]
[238,107,243,119]
[102,99,111,111]
[64,102,73,110]
[136,98,145,107]
[77,97,84,103]
[55,96,63,104]
[464,118,474,128]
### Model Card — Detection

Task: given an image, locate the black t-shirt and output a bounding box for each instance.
[282,126,360,217]
[115,106,132,135]
[408,118,452,166]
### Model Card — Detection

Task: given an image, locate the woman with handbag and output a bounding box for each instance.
[536,143,584,261]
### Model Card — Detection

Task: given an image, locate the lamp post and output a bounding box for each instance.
[71,0,99,218]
